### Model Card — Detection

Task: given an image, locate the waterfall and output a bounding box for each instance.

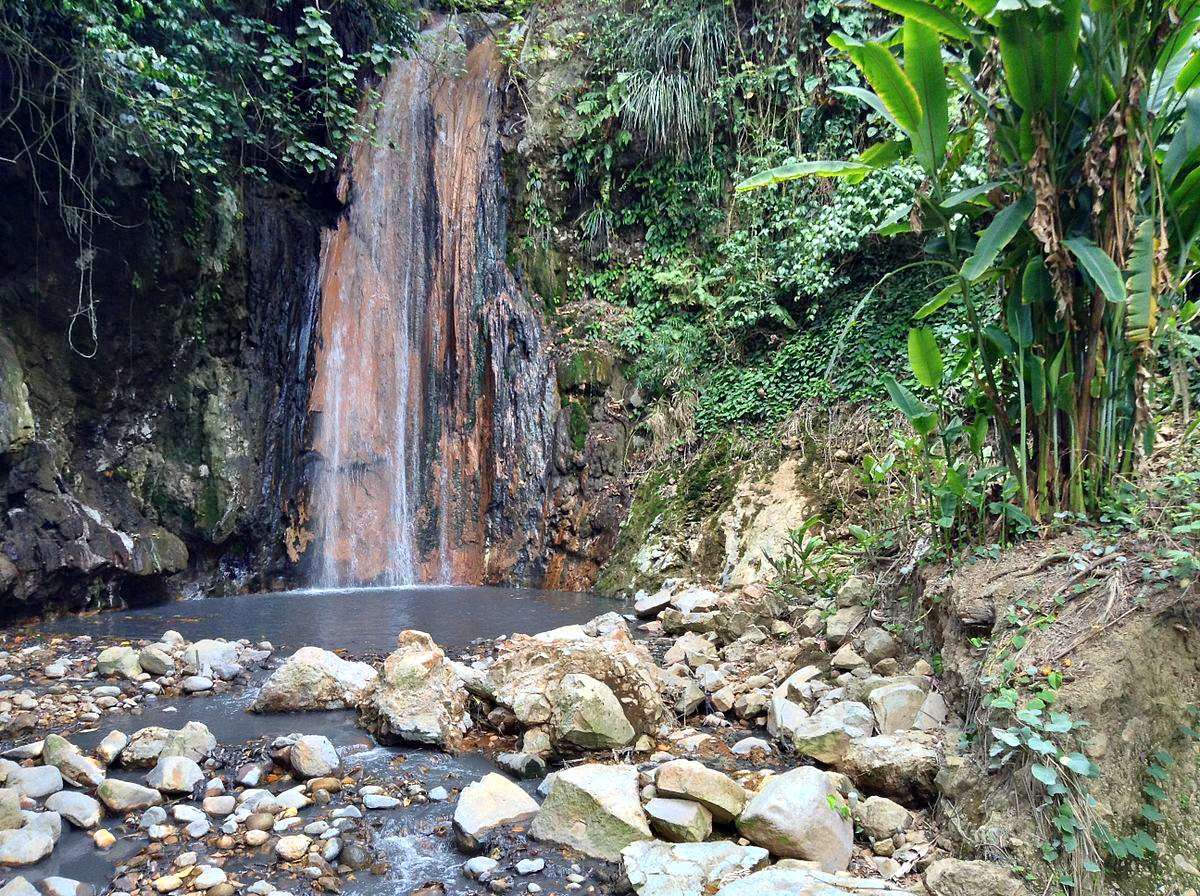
[308,23,558,588]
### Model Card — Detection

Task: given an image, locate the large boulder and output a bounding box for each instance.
[45,792,101,829]
[529,764,651,861]
[784,701,873,764]
[181,639,239,676]
[868,681,928,734]
[481,621,663,749]
[654,760,746,823]
[251,646,378,712]
[552,674,635,748]
[452,773,539,850]
[644,799,712,843]
[146,756,204,794]
[6,767,62,800]
[924,859,1026,896]
[735,767,852,872]
[359,631,470,750]
[838,733,940,801]
[622,840,769,896]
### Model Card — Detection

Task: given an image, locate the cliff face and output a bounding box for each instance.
[308,25,558,586]
[0,13,637,612]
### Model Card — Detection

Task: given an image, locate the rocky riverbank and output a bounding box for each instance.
[0,577,1039,896]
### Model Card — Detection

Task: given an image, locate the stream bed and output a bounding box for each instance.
[8,586,622,895]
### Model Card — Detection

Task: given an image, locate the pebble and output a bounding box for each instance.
[516,858,545,875]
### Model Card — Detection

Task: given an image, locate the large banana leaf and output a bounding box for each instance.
[834,86,901,130]
[904,19,949,174]
[735,160,876,192]
[961,195,1034,281]
[863,0,971,39]
[1064,236,1125,303]
[908,327,945,388]
[996,0,1081,114]
[1126,219,1159,345]
[854,42,924,138]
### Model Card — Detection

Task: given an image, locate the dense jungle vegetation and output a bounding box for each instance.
[512,0,1200,540]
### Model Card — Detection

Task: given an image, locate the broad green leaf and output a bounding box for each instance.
[1177,50,1200,93]
[983,325,1017,358]
[940,180,1003,209]
[908,327,944,388]
[913,283,957,319]
[883,374,930,418]
[996,12,1040,111]
[863,0,970,39]
[1032,763,1059,786]
[1061,752,1100,778]
[961,195,1034,282]
[1064,236,1125,303]
[855,42,924,138]
[736,160,876,191]
[1006,295,1033,347]
[834,86,901,130]
[1163,95,1200,187]
[904,19,949,173]
[1026,354,1047,414]
[1021,257,1052,305]
[857,138,912,166]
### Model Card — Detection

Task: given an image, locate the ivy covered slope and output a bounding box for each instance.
[0,0,413,611]
[505,0,959,443]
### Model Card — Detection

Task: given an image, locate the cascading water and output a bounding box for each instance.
[308,23,558,588]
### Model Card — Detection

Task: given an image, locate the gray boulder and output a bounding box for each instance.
[622,840,769,896]
[452,773,539,850]
[552,673,635,749]
[251,646,378,712]
[654,760,746,823]
[735,767,852,872]
[529,764,651,861]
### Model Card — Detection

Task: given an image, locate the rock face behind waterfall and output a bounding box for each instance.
[308,22,557,586]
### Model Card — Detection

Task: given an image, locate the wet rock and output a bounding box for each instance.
[92,829,114,849]
[98,779,162,812]
[0,790,21,831]
[275,834,311,861]
[193,867,227,890]
[735,767,852,872]
[121,727,172,767]
[925,860,1026,896]
[7,766,62,800]
[361,794,399,809]
[359,631,470,750]
[161,722,216,762]
[45,792,101,829]
[138,647,175,676]
[552,673,635,748]
[621,840,769,896]
[464,856,498,880]
[654,760,746,823]
[496,752,546,779]
[146,756,204,794]
[97,647,142,678]
[182,640,239,676]
[182,676,214,693]
[251,647,378,712]
[289,736,340,778]
[731,737,770,756]
[96,731,128,764]
[0,877,38,896]
[515,858,544,875]
[529,764,651,861]
[644,798,712,842]
[0,828,54,866]
[452,773,539,850]
[868,681,928,734]
[36,878,93,896]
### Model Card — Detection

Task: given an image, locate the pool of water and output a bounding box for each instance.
[17,586,622,894]
[42,585,614,654]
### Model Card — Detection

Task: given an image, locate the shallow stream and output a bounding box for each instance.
[15,586,620,894]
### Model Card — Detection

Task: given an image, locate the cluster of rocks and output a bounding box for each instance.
[0,718,410,896]
[0,632,272,740]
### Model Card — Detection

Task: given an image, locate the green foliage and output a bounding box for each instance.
[0,0,413,185]
[741,0,1200,527]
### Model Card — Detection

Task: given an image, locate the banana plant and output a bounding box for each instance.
[739,0,1200,520]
